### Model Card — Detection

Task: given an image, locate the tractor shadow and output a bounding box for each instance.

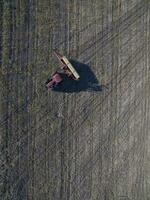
[52,60,104,93]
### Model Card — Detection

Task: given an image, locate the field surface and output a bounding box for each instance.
[0,0,150,200]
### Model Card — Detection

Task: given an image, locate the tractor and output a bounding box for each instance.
[46,50,80,89]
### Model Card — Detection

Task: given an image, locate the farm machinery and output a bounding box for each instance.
[46,50,80,89]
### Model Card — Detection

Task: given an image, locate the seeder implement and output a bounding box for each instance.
[53,50,80,80]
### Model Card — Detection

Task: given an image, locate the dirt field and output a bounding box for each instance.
[0,0,150,200]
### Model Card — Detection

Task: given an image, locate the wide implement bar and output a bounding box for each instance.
[53,50,80,80]
[61,56,80,80]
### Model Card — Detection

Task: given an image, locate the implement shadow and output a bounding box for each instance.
[52,60,102,93]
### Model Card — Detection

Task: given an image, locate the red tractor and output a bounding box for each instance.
[46,50,80,89]
[45,72,63,89]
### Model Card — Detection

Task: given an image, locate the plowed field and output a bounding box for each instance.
[0,1,150,200]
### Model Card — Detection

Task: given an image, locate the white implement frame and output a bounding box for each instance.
[53,49,80,80]
[61,56,80,80]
